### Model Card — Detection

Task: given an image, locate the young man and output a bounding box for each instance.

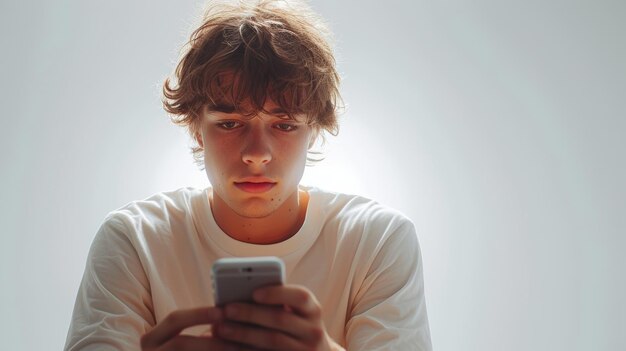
[65,0,432,350]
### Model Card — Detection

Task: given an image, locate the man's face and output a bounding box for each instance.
[196,100,316,218]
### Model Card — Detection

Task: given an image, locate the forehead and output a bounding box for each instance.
[205,70,302,115]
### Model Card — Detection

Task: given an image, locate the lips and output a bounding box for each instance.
[237,177,276,183]
[234,182,276,193]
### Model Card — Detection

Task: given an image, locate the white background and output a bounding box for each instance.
[1,0,625,350]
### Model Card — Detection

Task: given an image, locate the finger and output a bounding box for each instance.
[223,303,315,341]
[215,321,309,351]
[253,285,321,319]
[141,307,223,348]
[159,335,258,351]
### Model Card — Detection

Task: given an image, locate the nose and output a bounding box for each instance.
[241,124,272,166]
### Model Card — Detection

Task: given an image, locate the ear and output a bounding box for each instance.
[195,132,204,148]
[308,128,320,149]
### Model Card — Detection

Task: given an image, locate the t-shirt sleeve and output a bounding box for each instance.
[64,215,156,351]
[345,219,433,350]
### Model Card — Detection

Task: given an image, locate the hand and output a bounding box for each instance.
[140,306,257,351]
[213,284,345,351]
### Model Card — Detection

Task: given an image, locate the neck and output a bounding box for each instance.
[209,188,309,244]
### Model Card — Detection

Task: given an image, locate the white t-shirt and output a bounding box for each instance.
[65,185,432,350]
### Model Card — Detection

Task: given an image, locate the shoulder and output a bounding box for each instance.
[306,185,417,244]
[305,186,422,293]
[103,187,204,227]
[94,187,205,247]
[309,187,414,234]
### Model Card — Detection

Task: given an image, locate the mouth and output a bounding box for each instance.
[233,182,276,193]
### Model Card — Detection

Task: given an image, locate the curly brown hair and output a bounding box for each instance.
[163,0,342,169]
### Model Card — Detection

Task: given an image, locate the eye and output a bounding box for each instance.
[216,121,242,130]
[275,123,298,132]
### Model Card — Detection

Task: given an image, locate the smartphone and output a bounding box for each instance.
[211,256,285,307]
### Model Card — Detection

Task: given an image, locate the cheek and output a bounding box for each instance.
[287,129,312,154]
[276,138,309,164]
[280,139,309,178]
[202,140,235,183]
[203,136,232,161]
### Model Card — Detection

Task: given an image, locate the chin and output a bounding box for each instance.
[231,197,282,218]
[234,206,277,219]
